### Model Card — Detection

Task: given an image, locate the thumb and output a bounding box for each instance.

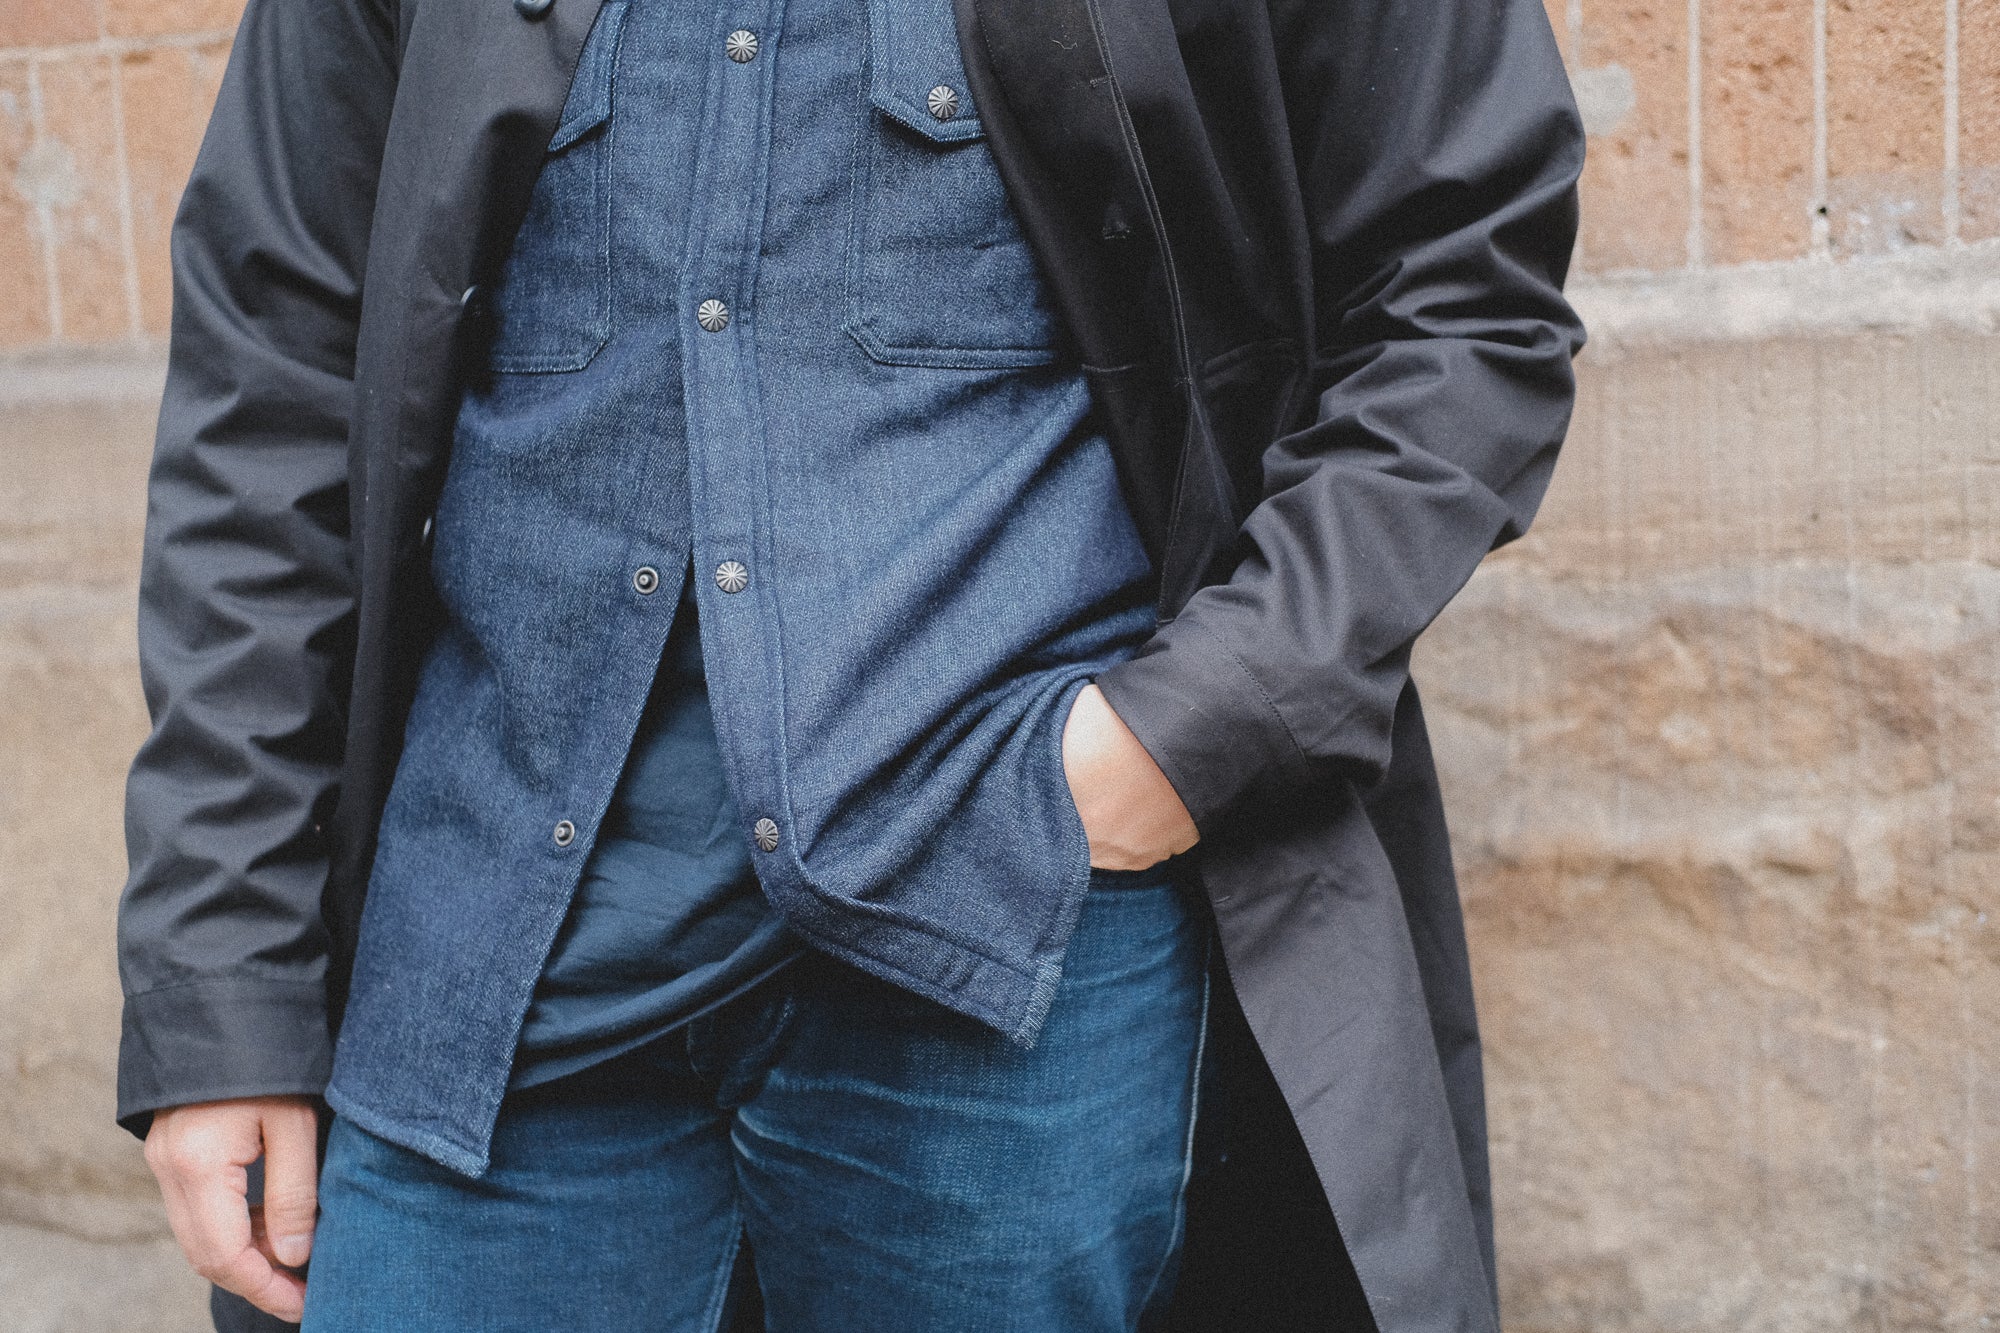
[258,1102,320,1269]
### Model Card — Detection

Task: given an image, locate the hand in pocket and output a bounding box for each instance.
[1060,683,1199,871]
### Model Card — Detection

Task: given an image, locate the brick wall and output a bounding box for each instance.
[1555,0,2000,269]
[3,0,1996,356]
[0,0,231,348]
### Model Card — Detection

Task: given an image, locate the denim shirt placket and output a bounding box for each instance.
[678,0,793,900]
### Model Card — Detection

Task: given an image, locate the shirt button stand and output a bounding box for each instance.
[752,818,780,853]
[632,565,660,595]
[552,819,576,847]
[725,30,759,62]
[714,560,749,593]
[697,299,731,332]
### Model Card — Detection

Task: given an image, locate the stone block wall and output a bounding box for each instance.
[1,0,1996,1327]
[1433,257,2000,1330]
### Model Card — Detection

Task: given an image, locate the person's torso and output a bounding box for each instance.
[327,0,1157,1170]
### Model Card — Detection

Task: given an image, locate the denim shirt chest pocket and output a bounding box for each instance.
[485,0,631,374]
[845,0,1061,368]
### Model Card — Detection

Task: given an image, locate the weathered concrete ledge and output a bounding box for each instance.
[1572,241,2000,351]
[0,342,168,407]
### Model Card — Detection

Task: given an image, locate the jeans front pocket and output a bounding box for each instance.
[845,0,1062,368]
[484,0,630,374]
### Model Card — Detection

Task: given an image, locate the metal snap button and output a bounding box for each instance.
[714,560,749,594]
[553,819,576,847]
[752,818,780,853]
[696,299,731,332]
[926,85,960,120]
[726,30,759,61]
[632,565,660,595]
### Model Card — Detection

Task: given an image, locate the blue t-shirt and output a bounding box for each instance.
[511,567,797,1087]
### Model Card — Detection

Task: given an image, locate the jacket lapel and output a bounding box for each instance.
[955,0,1187,563]
[353,0,607,545]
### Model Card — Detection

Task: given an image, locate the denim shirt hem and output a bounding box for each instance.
[327,881,1088,1178]
[323,1080,496,1178]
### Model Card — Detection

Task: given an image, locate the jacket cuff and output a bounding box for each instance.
[1093,614,1314,833]
[117,977,334,1140]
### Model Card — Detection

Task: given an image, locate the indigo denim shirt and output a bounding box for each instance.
[325,0,1157,1173]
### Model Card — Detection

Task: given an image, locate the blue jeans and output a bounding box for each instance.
[300,868,1210,1331]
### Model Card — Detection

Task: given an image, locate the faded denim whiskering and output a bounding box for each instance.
[326,0,1157,1173]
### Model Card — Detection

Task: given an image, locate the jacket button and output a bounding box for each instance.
[714,560,749,594]
[696,298,730,332]
[514,0,554,18]
[926,85,960,120]
[752,818,780,853]
[725,29,759,61]
[632,565,660,595]
[552,819,576,847]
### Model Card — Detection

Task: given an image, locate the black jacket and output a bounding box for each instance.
[118,0,1583,1323]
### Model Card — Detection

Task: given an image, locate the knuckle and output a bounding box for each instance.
[262,1182,317,1215]
[162,1142,209,1177]
[148,1139,184,1175]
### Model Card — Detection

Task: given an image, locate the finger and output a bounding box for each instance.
[259,1103,320,1269]
[179,1147,255,1280]
[208,1244,309,1323]
[248,1202,283,1268]
[184,1167,308,1321]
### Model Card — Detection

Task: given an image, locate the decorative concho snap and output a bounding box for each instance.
[926,85,960,120]
[714,560,750,594]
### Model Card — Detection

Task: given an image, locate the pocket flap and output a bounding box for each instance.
[548,0,629,152]
[867,0,984,143]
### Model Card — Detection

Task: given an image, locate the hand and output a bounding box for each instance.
[144,1096,320,1322]
[1061,683,1199,870]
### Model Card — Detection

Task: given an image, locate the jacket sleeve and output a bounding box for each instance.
[115,0,399,1136]
[1093,0,1585,830]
